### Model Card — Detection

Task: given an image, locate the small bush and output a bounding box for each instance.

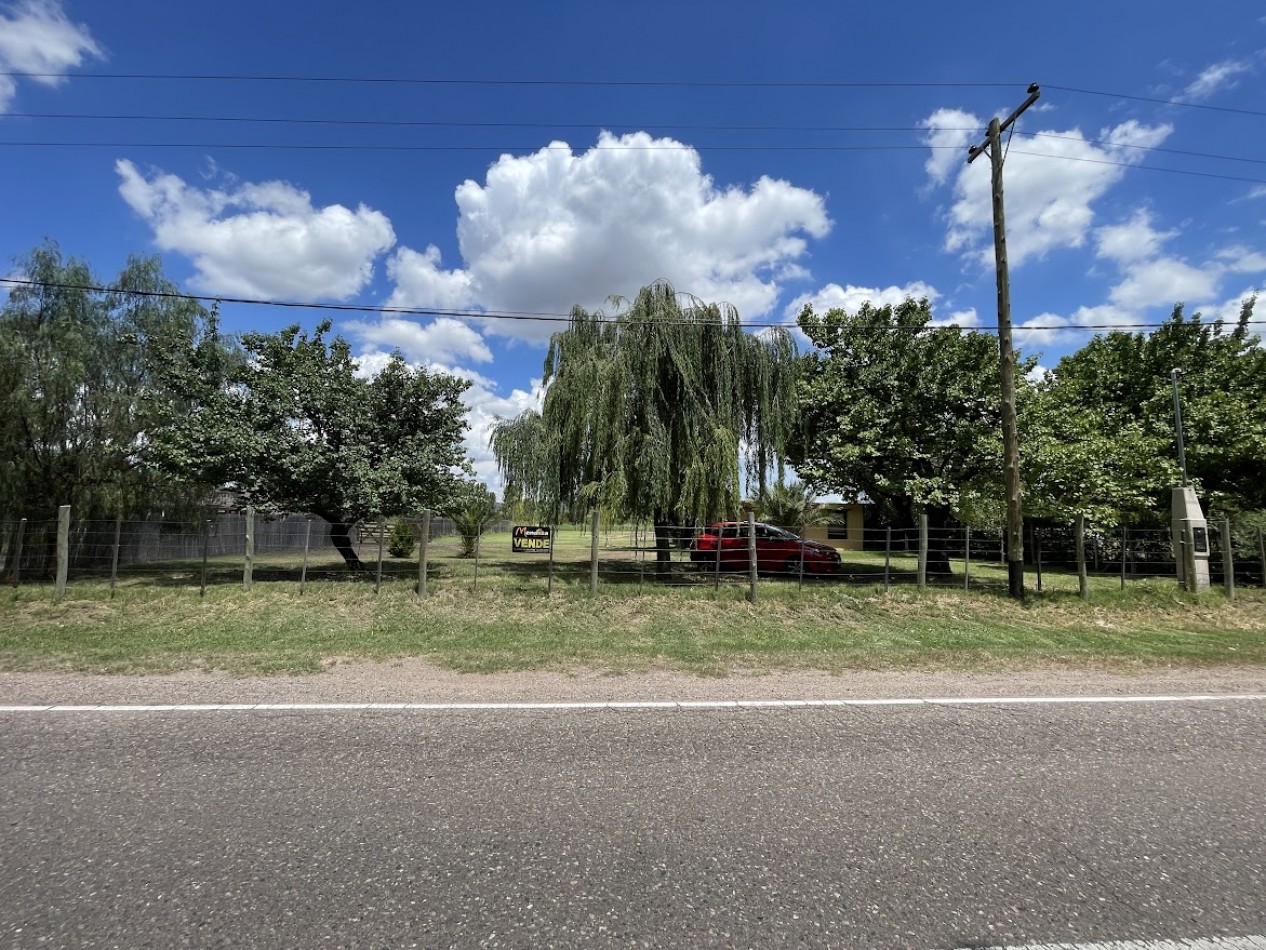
[387,520,416,558]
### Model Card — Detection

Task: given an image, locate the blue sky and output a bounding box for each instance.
[2,0,1264,491]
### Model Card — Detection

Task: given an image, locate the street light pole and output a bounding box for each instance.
[1171,368,1187,485]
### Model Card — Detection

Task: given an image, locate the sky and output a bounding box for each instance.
[1,0,1264,494]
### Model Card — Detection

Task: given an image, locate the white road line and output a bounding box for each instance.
[0,694,1264,714]
[948,935,1266,950]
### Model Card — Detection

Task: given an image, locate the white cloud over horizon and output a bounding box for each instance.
[924,111,1173,269]
[115,160,396,301]
[0,0,100,113]
[388,131,832,340]
[1178,57,1255,102]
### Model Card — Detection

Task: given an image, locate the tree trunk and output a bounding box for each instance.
[328,521,365,571]
[923,505,954,578]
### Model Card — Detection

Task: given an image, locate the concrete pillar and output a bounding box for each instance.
[1171,487,1209,593]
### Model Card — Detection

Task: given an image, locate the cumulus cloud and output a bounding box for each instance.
[921,108,979,186]
[388,131,831,340]
[1109,257,1222,310]
[783,281,939,320]
[0,0,100,113]
[115,160,396,300]
[1094,209,1177,264]
[924,110,1173,268]
[344,316,492,365]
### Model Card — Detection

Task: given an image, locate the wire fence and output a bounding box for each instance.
[2,508,1262,600]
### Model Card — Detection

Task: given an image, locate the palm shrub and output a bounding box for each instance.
[754,479,824,530]
[443,483,499,558]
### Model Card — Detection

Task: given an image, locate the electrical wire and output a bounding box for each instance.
[4,277,1259,335]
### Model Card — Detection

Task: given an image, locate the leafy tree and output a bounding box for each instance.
[0,242,206,576]
[753,478,824,530]
[1035,298,1264,519]
[147,320,472,570]
[441,481,498,558]
[387,520,416,559]
[490,281,798,575]
[791,298,1019,574]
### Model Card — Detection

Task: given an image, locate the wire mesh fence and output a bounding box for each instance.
[2,509,1262,600]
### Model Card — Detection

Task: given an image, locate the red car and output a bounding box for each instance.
[690,522,842,575]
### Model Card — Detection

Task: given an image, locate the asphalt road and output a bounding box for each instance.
[2,699,1264,949]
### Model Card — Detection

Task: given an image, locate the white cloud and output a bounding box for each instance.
[1239,185,1266,202]
[783,281,939,320]
[926,109,1173,268]
[921,108,979,186]
[1216,245,1266,274]
[1014,313,1072,348]
[388,131,831,340]
[1094,209,1177,264]
[934,307,981,328]
[115,160,396,301]
[1109,257,1221,310]
[345,316,492,365]
[1179,58,1254,102]
[0,0,100,113]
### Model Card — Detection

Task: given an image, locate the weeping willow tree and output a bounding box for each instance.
[491,281,799,575]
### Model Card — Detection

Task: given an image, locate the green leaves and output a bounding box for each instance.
[491,281,798,526]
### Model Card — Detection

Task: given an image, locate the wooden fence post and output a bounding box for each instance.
[417,510,430,597]
[883,526,891,593]
[243,506,255,590]
[964,525,971,591]
[1120,523,1127,591]
[1075,514,1088,601]
[1221,519,1235,601]
[109,513,122,598]
[1259,527,1265,589]
[917,512,928,590]
[590,510,600,598]
[1034,527,1043,593]
[200,519,210,597]
[746,510,757,603]
[374,517,385,594]
[55,505,70,602]
[547,519,556,596]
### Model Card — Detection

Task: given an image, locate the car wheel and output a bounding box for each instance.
[784,555,803,578]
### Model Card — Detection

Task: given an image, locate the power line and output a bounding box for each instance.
[4,277,1259,335]
[1046,84,1266,119]
[12,113,1264,166]
[0,72,1018,89]
[3,140,1262,184]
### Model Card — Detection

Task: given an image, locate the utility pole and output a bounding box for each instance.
[968,83,1040,601]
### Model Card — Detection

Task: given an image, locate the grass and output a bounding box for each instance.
[2,553,1264,676]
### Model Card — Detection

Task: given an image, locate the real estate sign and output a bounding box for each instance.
[512,525,553,553]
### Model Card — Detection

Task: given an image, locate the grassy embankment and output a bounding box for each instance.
[1,527,1263,676]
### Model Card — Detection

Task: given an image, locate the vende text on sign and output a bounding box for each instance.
[512,525,553,553]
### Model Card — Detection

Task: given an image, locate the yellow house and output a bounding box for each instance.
[801,503,866,552]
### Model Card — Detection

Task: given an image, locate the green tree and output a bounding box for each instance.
[490,281,798,575]
[147,320,472,570]
[0,242,206,576]
[441,481,499,558]
[753,478,824,530]
[791,298,1018,574]
[1035,298,1264,519]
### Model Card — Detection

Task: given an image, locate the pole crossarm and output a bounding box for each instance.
[968,83,1041,163]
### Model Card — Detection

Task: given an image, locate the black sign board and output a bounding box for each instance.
[512,525,553,553]
[1192,526,1209,554]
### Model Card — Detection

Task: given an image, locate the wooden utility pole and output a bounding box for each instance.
[968,83,1040,601]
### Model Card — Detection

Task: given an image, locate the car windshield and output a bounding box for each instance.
[763,525,798,540]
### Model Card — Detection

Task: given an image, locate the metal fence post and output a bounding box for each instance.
[55,505,70,601]
[590,509,600,598]
[1221,519,1235,601]
[243,506,255,590]
[300,518,312,595]
[200,519,210,597]
[884,526,891,593]
[917,512,928,590]
[746,511,758,603]
[417,510,430,597]
[1075,514,1088,601]
[797,526,805,591]
[109,513,122,598]
[11,517,26,587]
[963,525,971,591]
[472,523,481,592]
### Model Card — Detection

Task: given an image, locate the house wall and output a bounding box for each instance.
[802,504,865,552]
